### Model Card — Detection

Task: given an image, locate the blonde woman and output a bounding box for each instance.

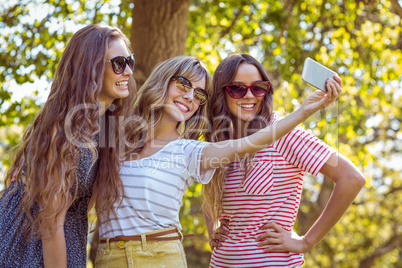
[0,25,136,267]
[203,54,365,268]
[95,55,341,267]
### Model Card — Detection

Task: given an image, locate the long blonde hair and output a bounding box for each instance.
[203,54,274,226]
[1,24,136,237]
[124,56,211,157]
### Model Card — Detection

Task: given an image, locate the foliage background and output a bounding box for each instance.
[1,0,401,267]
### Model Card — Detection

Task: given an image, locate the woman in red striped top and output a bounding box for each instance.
[203,54,366,268]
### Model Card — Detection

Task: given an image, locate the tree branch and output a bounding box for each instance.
[1,1,24,25]
[390,0,402,18]
[359,234,402,267]
[220,8,243,38]
[384,185,402,197]
[280,0,299,36]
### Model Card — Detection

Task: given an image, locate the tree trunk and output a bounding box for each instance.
[131,0,190,86]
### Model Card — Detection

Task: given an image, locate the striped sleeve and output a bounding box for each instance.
[274,126,337,176]
[183,140,215,184]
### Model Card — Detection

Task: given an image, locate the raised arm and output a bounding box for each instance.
[200,77,342,172]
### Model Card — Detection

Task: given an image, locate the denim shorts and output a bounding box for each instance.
[95,227,188,268]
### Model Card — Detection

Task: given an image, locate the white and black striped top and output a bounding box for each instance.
[99,139,215,238]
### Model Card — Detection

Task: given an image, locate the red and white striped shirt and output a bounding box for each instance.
[210,115,336,268]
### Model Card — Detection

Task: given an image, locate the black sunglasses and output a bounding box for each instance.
[106,53,136,75]
[173,75,208,105]
[225,81,271,99]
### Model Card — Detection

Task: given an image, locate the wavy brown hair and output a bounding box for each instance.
[124,56,211,157]
[1,24,136,237]
[203,54,274,226]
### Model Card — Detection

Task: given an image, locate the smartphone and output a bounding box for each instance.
[301,57,338,92]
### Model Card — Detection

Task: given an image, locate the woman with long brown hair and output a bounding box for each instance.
[0,24,136,267]
[203,54,365,268]
[94,55,340,268]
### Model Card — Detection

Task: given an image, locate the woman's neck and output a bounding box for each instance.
[99,101,112,116]
[150,122,181,142]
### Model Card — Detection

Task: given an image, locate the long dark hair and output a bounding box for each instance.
[2,24,136,237]
[203,54,274,226]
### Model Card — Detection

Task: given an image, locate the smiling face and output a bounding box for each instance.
[161,75,206,125]
[225,63,264,126]
[99,38,133,107]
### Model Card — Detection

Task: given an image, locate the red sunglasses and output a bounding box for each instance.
[225,81,271,99]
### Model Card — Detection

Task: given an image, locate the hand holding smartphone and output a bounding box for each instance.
[301,58,338,92]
